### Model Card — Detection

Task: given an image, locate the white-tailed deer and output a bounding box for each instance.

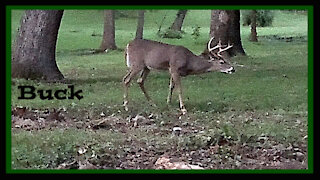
[123,38,234,114]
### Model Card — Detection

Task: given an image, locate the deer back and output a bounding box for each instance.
[126,39,199,71]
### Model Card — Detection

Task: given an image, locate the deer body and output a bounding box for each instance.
[126,39,211,74]
[123,38,234,114]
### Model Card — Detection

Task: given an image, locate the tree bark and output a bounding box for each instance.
[249,10,258,42]
[209,10,245,57]
[12,10,64,80]
[100,10,117,51]
[170,10,187,32]
[135,10,145,39]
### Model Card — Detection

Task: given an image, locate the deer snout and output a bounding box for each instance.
[221,67,235,74]
[230,67,235,73]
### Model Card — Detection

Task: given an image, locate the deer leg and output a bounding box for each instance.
[123,68,141,111]
[167,76,175,104]
[171,72,187,115]
[123,70,132,111]
[137,68,152,102]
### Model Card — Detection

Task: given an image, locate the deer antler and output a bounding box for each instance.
[208,37,222,53]
[217,42,233,57]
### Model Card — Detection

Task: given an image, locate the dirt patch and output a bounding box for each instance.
[12,107,73,130]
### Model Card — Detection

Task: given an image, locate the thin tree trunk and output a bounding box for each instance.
[12,10,64,80]
[100,10,117,51]
[135,10,145,39]
[209,10,245,58]
[170,10,187,32]
[249,10,258,42]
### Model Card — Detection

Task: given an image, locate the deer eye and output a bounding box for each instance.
[219,60,225,64]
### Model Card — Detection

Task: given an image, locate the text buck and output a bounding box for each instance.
[123,38,234,114]
[18,85,83,100]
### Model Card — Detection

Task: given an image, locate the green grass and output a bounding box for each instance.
[12,128,125,169]
[10,10,309,170]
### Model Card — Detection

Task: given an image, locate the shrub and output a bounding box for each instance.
[157,28,182,39]
[242,10,274,27]
[191,25,201,40]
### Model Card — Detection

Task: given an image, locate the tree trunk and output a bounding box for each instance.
[100,10,117,51]
[227,10,246,56]
[249,10,258,42]
[209,10,245,57]
[135,10,145,39]
[170,10,187,32]
[12,10,64,80]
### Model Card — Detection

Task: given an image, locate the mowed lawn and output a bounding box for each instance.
[10,10,309,170]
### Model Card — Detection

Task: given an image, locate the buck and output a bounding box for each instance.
[123,37,234,114]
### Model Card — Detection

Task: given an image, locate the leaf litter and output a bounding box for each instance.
[11,106,307,170]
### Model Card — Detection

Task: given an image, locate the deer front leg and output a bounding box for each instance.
[137,68,156,107]
[123,70,131,111]
[167,76,175,104]
[171,73,187,115]
[123,69,141,111]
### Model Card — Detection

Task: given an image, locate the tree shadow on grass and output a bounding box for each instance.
[57,48,124,56]
[258,35,307,42]
[63,77,122,85]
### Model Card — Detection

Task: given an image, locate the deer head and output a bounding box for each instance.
[206,37,235,74]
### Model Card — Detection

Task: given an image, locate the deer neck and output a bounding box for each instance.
[186,56,213,75]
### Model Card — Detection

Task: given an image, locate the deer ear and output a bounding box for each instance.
[209,54,218,61]
[208,54,215,60]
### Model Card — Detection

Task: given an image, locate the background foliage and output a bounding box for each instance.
[241,10,274,27]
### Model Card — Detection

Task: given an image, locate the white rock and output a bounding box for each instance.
[154,156,204,170]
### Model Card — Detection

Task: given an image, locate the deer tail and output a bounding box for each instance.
[125,44,130,67]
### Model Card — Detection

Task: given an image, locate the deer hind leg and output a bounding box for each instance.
[137,68,152,102]
[171,72,187,115]
[123,68,142,111]
[167,76,175,104]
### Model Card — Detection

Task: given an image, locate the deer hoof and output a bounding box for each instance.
[123,101,129,111]
[166,99,171,104]
[137,78,143,84]
[181,108,187,115]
